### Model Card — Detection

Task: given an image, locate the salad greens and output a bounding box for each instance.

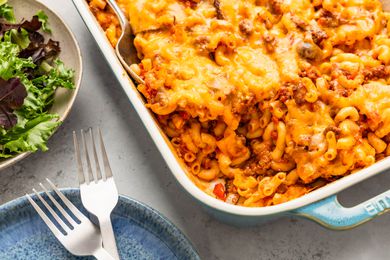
[36,10,51,33]
[0,2,15,23]
[0,1,74,157]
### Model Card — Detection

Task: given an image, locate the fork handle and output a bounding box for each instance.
[94,247,116,260]
[99,215,120,260]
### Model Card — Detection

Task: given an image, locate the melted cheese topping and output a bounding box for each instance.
[89,0,390,207]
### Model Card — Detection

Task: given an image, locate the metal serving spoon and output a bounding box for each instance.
[105,0,144,84]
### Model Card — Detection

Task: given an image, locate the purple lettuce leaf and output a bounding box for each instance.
[0,15,42,38]
[0,78,27,129]
[0,15,61,65]
[20,38,60,64]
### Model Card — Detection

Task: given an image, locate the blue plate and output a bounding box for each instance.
[0,189,199,260]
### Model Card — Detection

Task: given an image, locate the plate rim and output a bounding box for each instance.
[0,0,83,170]
[0,188,200,259]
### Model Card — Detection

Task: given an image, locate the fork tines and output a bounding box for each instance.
[26,179,84,236]
[73,128,113,185]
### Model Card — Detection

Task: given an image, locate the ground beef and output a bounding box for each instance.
[239,19,254,35]
[264,34,276,52]
[363,65,390,81]
[324,126,341,136]
[270,0,284,15]
[299,66,321,80]
[214,0,224,20]
[251,141,272,170]
[290,15,307,30]
[290,14,328,45]
[179,0,199,8]
[292,83,307,106]
[276,85,293,103]
[310,28,328,45]
[225,180,237,193]
[193,35,210,53]
[231,94,255,114]
[317,9,340,27]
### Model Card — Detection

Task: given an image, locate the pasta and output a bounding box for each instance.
[89,0,390,207]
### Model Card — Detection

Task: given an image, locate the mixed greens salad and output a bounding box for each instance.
[0,1,74,158]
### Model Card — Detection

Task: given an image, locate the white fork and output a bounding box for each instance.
[73,128,120,260]
[26,179,115,260]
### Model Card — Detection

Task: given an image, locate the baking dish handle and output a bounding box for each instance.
[293,190,390,229]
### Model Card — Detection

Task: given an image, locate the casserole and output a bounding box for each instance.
[73,0,390,229]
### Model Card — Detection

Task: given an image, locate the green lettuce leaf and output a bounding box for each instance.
[0,6,74,157]
[0,35,73,120]
[24,59,75,114]
[0,2,15,23]
[36,10,51,34]
[0,114,60,156]
[35,59,75,90]
[0,36,41,119]
[4,28,30,49]
[0,39,35,80]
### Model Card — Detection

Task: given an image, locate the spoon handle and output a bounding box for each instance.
[105,0,128,28]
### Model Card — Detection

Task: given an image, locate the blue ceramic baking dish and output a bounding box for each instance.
[72,0,390,230]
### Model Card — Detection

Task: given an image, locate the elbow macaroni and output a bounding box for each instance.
[90,0,390,207]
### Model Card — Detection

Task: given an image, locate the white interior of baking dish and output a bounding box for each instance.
[73,0,390,216]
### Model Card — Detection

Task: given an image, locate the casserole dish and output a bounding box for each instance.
[72,0,390,229]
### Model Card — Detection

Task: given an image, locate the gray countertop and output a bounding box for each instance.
[1,1,390,259]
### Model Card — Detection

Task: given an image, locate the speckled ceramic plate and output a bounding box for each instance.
[0,0,82,170]
[0,189,199,260]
